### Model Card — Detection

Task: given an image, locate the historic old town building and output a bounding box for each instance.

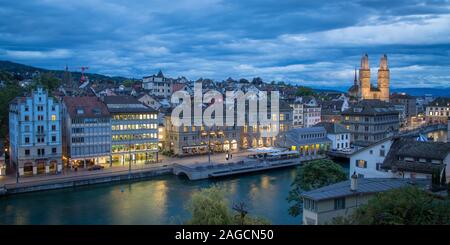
[341,100,399,147]
[425,97,450,124]
[9,87,63,176]
[348,54,390,102]
[62,96,112,169]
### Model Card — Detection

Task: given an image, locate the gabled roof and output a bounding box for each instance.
[315,122,350,134]
[301,178,428,201]
[382,137,450,174]
[348,84,359,93]
[349,137,393,156]
[281,127,331,146]
[63,96,110,118]
[428,97,450,107]
[342,100,398,116]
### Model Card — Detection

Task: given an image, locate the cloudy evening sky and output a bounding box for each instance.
[0,0,449,89]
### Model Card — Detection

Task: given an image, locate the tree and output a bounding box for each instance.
[0,79,23,138]
[238,78,249,84]
[251,77,263,85]
[185,185,270,225]
[33,72,60,91]
[287,159,347,217]
[332,187,450,225]
[122,79,135,87]
[295,86,315,97]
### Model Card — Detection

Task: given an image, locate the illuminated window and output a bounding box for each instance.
[280,114,285,121]
[291,145,297,151]
[51,115,56,121]
[345,116,350,121]
[356,159,367,168]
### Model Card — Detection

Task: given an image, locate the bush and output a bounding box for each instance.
[185,185,270,225]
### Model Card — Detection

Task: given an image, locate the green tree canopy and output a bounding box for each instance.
[287,159,347,217]
[33,72,60,91]
[0,78,23,138]
[185,185,270,225]
[331,186,450,225]
[122,79,135,87]
[295,86,315,97]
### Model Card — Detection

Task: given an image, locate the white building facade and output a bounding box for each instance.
[316,122,351,151]
[9,87,62,176]
[349,139,394,179]
[142,70,171,98]
[349,137,450,180]
[290,103,304,128]
[304,105,321,127]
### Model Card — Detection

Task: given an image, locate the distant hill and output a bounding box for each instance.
[312,86,450,97]
[391,87,450,97]
[0,60,132,84]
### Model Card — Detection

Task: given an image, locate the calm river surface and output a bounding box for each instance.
[0,156,352,225]
[1,167,308,225]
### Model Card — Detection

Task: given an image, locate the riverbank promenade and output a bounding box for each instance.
[0,150,256,191]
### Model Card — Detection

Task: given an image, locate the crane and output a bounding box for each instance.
[79,66,89,83]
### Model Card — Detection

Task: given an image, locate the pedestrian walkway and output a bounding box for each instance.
[0,150,246,186]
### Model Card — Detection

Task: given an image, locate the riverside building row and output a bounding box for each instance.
[162,100,294,157]
[9,88,159,176]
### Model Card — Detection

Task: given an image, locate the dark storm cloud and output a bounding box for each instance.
[0,0,449,88]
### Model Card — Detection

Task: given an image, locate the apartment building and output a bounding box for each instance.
[341,100,399,147]
[142,70,172,98]
[62,96,111,169]
[9,87,62,176]
[425,97,450,124]
[104,96,159,166]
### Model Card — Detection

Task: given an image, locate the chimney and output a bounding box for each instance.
[351,171,358,192]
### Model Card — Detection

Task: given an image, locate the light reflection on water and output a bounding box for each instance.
[0,162,350,225]
[427,130,448,143]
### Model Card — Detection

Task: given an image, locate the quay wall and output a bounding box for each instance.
[2,168,173,196]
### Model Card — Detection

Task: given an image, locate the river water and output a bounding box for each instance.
[1,167,310,225]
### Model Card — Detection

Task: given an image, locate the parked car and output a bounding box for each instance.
[88,165,105,171]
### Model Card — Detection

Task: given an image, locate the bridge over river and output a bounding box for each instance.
[173,153,325,180]
[400,124,447,138]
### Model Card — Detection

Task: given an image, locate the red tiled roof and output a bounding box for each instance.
[63,96,110,118]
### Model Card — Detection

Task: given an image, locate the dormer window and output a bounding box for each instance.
[92,108,101,115]
[77,108,84,115]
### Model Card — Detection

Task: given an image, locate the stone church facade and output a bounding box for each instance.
[348,54,390,102]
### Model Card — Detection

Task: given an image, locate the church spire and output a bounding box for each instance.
[354,66,358,85]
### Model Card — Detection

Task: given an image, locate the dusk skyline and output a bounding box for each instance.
[1,0,449,89]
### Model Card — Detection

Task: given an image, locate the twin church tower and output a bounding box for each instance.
[348,54,390,102]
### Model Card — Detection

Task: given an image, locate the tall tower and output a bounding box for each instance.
[359,53,371,100]
[377,54,390,102]
[62,65,73,88]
